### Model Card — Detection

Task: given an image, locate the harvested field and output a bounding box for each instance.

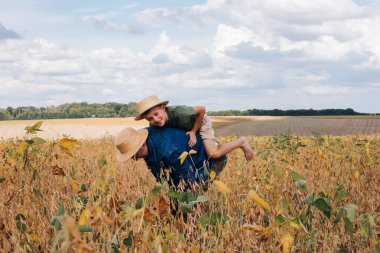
[215,116,380,136]
[1,116,380,140]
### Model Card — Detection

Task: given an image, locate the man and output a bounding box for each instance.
[114,126,227,191]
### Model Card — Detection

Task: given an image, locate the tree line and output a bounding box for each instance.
[0,102,137,120]
[0,103,371,121]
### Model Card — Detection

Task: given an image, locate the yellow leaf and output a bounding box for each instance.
[79,209,91,225]
[262,226,274,238]
[280,232,294,253]
[248,190,271,211]
[59,137,77,149]
[95,207,103,216]
[213,180,231,194]
[236,170,242,176]
[25,121,43,134]
[17,141,29,154]
[209,170,216,180]
[289,217,302,230]
[94,178,107,193]
[365,141,370,156]
[178,151,189,165]
[242,223,265,232]
[30,234,40,242]
[123,206,144,219]
[189,149,197,154]
[70,180,80,192]
[354,170,360,181]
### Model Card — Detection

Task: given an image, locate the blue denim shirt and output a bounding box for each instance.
[144,126,212,189]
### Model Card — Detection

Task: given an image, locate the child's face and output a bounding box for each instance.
[144,105,167,127]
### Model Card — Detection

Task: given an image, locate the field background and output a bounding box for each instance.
[1,115,380,140]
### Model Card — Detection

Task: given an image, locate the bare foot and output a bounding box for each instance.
[241,136,254,161]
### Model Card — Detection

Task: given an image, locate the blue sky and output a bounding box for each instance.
[1,0,380,113]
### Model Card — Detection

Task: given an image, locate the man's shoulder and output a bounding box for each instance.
[148,126,185,135]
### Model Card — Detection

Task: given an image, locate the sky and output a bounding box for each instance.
[0,0,380,113]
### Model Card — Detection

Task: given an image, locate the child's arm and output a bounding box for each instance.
[186,106,206,147]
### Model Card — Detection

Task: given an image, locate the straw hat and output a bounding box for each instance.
[114,127,148,161]
[135,95,168,120]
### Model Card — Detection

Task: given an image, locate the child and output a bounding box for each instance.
[135,95,254,161]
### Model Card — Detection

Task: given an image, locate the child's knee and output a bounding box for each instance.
[209,152,222,159]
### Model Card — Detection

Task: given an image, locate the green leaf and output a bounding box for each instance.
[78,224,93,233]
[117,200,126,205]
[313,197,332,218]
[358,214,369,236]
[122,232,134,247]
[15,213,26,222]
[333,208,343,225]
[210,212,227,226]
[110,246,120,253]
[303,193,315,205]
[279,197,289,213]
[291,171,307,192]
[195,195,210,203]
[50,217,62,230]
[179,202,194,213]
[135,198,144,209]
[343,204,356,223]
[297,179,307,192]
[199,214,209,227]
[178,192,197,203]
[0,178,5,184]
[81,184,87,192]
[31,137,46,145]
[168,190,181,199]
[274,214,287,228]
[151,185,162,195]
[344,217,354,240]
[290,171,301,181]
[75,195,88,205]
[16,222,26,232]
[57,204,65,216]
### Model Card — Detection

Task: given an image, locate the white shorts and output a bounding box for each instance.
[199,115,215,140]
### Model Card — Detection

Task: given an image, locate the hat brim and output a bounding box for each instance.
[115,128,148,162]
[135,101,168,121]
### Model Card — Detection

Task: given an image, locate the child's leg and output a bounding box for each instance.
[203,137,253,161]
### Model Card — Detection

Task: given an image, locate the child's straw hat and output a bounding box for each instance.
[114,127,148,161]
[135,95,168,120]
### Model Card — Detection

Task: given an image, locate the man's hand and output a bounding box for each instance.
[186,131,197,147]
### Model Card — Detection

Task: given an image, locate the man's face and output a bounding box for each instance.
[132,142,148,160]
[143,105,167,127]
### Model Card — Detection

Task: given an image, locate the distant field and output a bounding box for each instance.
[1,116,380,140]
[215,116,380,136]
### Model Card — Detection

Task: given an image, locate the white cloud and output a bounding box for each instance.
[80,16,143,34]
[301,85,367,95]
[0,0,380,112]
